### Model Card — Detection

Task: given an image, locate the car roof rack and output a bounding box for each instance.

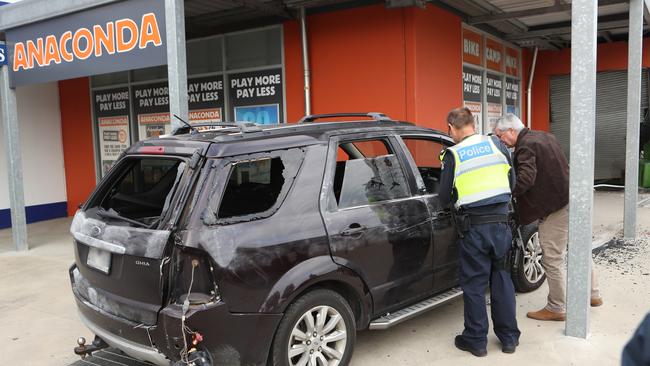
[173,121,263,135]
[298,112,392,123]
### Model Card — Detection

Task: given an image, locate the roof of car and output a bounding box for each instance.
[169,120,444,142]
[132,118,450,158]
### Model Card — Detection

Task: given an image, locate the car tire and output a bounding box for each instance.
[271,289,356,366]
[511,224,546,293]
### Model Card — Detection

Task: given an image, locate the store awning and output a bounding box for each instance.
[434,0,649,50]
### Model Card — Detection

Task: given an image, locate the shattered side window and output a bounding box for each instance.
[338,154,410,209]
[218,157,283,218]
[203,148,305,225]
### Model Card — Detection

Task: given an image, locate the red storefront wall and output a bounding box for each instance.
[59,77,95,216]
[284,3,463,132]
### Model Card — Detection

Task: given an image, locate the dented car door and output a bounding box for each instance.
[321,135,434,314]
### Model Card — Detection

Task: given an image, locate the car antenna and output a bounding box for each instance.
[173,114,197,134]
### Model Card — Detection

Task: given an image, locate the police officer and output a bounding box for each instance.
[439,107,520,357]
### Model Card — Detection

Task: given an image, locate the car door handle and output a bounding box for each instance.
[340,224,367,237]
[435,211,451,219]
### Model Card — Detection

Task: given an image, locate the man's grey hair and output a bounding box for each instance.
[494,113,525,132]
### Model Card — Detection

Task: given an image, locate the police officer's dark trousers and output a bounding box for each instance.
[459,221,520,350]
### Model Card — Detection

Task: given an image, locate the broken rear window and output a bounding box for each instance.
[72,156,188,260]
[91,157,187,227]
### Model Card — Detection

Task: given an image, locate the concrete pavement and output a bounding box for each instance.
[1,191,649,365]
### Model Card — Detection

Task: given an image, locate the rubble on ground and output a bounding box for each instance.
[593,230,650,276]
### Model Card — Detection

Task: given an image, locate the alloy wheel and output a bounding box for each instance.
[287,305,347,366]
[523,232,544,284]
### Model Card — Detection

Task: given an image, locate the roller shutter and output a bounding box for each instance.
[549,69,649,180]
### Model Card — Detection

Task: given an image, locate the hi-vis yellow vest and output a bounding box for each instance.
[442,134,511,209]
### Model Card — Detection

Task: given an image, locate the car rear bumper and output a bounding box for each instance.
[77,310,171,365]
[71,264,171,364]
[70,264,283,365]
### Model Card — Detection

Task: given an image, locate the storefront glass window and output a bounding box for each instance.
[225,28,282,70]
[132,65,168,82]
[91,71,129,87]
[188,37,223,74]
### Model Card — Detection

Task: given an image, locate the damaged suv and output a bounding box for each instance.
[69,113,544,366]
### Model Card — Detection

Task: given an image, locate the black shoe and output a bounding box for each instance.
[501,340,519,354]
[454,335,487,357]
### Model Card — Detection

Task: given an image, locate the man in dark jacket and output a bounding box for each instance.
[493,114,603,321]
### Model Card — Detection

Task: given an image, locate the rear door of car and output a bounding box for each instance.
[321,133,435,314]
[395,134,460,292]
[71,143,206,325]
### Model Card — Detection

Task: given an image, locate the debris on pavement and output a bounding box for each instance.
[593,230,650,276]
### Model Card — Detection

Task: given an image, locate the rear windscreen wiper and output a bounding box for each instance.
[97,208,149,228]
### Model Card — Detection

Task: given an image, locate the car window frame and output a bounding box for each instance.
[394,133,454,198]
[322,133,419,212]
[201,148,306,226]
[82,154,193,231]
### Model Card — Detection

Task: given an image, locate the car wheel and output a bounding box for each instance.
[271,289,356,366]
[511,224,546,293]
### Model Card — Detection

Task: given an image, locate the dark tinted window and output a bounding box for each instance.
[218,157,285,218]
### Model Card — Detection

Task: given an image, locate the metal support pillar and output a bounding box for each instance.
[0,64,28,251]
[566,0,598,338]
[300,7,311,116]
[165,0,188,132]
[624,0,643,240]
[526,47,538,129]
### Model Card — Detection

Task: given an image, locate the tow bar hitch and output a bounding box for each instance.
[74,336,109,358]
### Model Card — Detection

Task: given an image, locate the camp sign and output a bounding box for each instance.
[5,0,166,87]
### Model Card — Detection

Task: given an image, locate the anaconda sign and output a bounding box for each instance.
[5,0,166,87]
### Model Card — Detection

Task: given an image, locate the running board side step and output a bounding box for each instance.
[368,287,463,330]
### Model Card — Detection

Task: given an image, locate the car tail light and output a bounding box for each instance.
[171,248,220,306]
[138,146,165,154]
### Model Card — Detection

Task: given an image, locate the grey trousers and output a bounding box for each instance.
[538,204,601,313]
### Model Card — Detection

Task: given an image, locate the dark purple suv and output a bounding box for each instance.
[69,113,543,366]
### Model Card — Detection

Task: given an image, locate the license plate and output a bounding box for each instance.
[87,247,111,274]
